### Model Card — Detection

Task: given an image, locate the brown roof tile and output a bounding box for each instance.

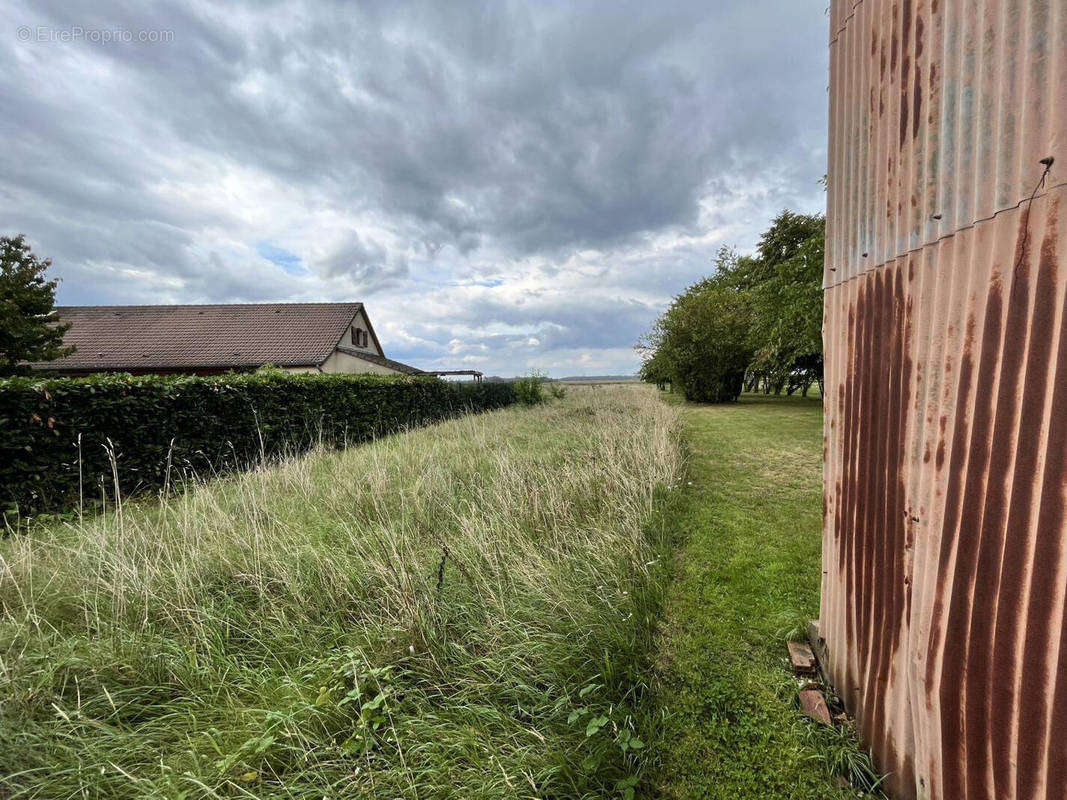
[32,303,366,372]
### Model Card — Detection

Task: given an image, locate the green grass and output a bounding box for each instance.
[643,392,875,799]
[0,386,682,799]
[1,386,880,799]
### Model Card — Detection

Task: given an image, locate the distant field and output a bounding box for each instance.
[558,379,640,387]
[557,374,638,385]
[0,386,681,799]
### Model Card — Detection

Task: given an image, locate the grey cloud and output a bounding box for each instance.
[313,231,408,289]
[12,0,824,253]
[1,0,829,375]
[388,293,661,373]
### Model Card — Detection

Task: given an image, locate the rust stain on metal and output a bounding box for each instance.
[823,0,1066,798]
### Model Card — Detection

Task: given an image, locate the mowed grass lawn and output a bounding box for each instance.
[647,393,864,799]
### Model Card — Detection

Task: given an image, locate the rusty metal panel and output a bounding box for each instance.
[821,1,1067,798]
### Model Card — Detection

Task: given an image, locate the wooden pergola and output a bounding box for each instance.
[424,370,484,382]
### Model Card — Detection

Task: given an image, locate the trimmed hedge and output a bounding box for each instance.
[0,372,518,519]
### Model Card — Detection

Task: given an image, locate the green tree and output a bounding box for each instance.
[0,236,73,376]
[637,345,673,390]
[640,251,753,403]
[747,214,825,395]
[756,210,824,269]
[670,280,752,402]
[708,246,762,292]
[638,211,825,401]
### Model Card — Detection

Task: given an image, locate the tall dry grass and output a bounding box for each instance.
[0,385,681,799]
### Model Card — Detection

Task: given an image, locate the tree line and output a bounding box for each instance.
[638,211,824,402]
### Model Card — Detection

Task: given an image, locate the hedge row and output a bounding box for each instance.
[0,372,519,520]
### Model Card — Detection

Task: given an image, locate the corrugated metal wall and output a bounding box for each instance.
[821,1,1066,798]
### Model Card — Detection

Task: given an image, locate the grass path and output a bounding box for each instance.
[646,393,861,799]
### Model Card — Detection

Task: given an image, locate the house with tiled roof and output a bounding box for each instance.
[29,302,423,377]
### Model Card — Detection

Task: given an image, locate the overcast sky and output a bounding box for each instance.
[2,1,829,377]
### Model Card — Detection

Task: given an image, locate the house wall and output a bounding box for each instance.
[284,348,401,376]
[821,2,1066,799]
[339,308,381,356]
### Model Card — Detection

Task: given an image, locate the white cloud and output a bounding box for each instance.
[1,0,828,376]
